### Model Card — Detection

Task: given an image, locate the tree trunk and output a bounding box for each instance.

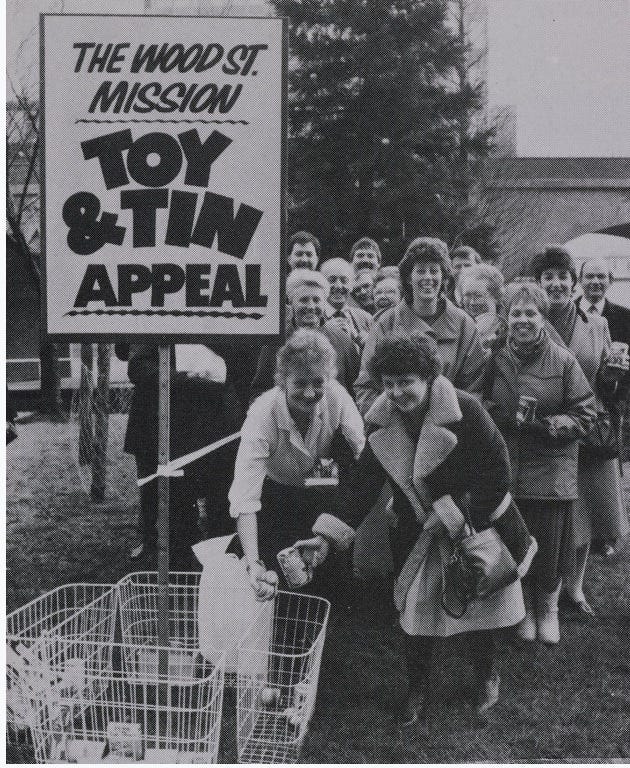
[91,344,111,501]
[78,344,94,466]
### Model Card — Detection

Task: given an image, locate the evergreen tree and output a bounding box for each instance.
[272,0,496,260]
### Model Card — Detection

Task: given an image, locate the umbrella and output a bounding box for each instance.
[564,227,630,308]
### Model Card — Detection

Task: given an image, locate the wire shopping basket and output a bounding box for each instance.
[31,637,225,764]
[236,591,331,764]
[117,571,268,685]
[6,584,117,761]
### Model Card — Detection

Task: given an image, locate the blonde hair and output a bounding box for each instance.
[285,268,330,303]
[275,329,338,387]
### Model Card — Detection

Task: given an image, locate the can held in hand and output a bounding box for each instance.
[517,395,538,425]
[608,342,629,369]
[277,547,311,588]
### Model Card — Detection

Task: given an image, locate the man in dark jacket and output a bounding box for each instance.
[117,344,244,566]
[578,257,630,344]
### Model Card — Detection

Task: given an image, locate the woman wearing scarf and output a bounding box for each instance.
[532,246,629,616]
[486,283,595,644]
[296,333,532,723]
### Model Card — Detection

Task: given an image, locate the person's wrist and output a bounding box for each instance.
[246,559,265,575]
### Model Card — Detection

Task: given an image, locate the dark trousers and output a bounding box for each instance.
[134,455,201,570]
[405,630,497,691]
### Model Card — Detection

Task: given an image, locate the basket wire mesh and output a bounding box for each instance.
[32,636,225,764]
[6,584,117,762]
[236,591,331,764]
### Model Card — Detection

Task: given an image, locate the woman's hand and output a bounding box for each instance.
[294,535,330,569]
[247,561,278,602]
[422,510,443,533]
[543,414,575,439]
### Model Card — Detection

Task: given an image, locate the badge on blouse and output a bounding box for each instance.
[304,458,339,487]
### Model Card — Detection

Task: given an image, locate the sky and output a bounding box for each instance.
[487,0,630,156]
[7,0,630,157]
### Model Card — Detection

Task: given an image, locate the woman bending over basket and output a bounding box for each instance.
[295,332,536,724]
[228,328,365,602]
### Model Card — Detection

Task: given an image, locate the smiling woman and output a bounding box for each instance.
[355,238,486,414]
[229,329,365,600]
[488,282,596,645]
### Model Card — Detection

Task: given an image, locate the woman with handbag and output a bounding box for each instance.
[487,283,596,644]
[532,246,629,616]
[296,332,534,723]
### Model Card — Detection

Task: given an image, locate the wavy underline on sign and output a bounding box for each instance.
[75,118,250,125]
[64,309,265,319]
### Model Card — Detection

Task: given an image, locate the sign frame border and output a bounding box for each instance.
[39,12,287,344]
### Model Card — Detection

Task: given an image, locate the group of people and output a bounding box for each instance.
[121,232,630,723]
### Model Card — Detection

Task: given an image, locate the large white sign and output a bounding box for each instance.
[42,14,286,340]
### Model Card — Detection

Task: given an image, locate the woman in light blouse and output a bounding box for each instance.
[229,329,365,600]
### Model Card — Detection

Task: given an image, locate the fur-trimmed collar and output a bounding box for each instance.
[366,374,462,429]
[365,376,462,520]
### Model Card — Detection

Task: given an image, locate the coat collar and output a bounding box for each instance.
[392,299,466,342]
[365,376,462,517]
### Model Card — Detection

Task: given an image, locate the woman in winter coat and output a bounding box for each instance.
[486,283,596,644]
[297,332,532,723]
[355,238,486,416]
[532,246,629,615]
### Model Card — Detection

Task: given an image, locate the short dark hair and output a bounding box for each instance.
[398,237,451,304]
[530,245,577,286]
[350,237,382,263]
[288,231,321,261]
[367,332,442,382]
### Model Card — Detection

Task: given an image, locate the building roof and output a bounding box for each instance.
[486,157,630,189]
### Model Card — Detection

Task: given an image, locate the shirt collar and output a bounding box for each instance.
[275,387,324,431]
[580,296,605,315]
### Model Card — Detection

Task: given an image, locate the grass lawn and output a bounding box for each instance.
[6,416,630,762]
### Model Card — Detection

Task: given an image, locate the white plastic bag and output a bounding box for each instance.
[192,536,272,675]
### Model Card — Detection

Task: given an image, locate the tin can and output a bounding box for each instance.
[517,395,538,425]
[608,342,629,369]
[277,547,311,588]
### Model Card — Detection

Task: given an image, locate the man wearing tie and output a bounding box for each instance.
[321,257,373,352]
[578,256,630,345]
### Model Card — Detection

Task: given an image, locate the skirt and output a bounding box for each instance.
[255,477,352,605]
[517,498,575,591]
[574,457,630,546]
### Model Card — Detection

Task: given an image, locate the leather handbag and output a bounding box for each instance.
[441,507,519,620]
[580,411,619,461]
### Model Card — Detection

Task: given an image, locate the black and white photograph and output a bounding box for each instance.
[5,0,630,763]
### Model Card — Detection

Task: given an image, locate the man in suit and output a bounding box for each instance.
[321,257,373,352]
[578,256,630,345]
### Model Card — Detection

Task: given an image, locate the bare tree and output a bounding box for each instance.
[7,88,64,416]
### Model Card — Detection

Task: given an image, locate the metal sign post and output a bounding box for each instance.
[157,346,171,654]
